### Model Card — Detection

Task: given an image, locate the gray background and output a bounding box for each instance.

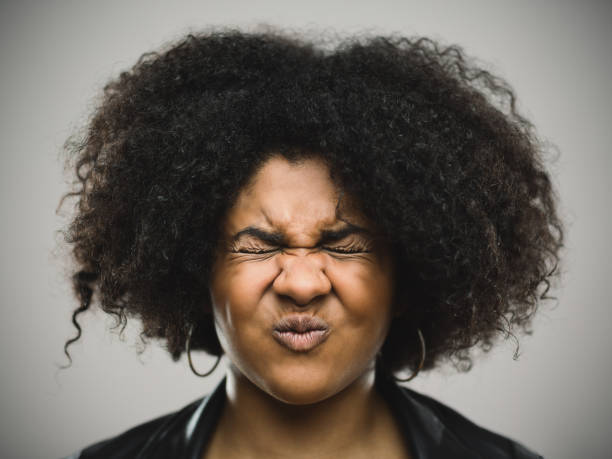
[1,1,610,458]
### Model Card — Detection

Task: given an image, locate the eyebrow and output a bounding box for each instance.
[230,222,373,246]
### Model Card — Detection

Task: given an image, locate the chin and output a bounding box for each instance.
[265,382,335,406]
[257,365,349,406]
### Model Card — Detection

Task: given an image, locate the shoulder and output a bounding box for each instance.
[63,397,205,459]
[399,385,543,459]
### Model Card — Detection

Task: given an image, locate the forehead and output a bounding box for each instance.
[223,155,370,241]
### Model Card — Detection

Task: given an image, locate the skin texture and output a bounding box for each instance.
[205,155,410,458]
[210,155,394,404]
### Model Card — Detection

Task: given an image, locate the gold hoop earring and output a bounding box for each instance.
[393,328,426,383]
[186,324,221,377]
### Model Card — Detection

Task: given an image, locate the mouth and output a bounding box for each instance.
[272,315,330,352]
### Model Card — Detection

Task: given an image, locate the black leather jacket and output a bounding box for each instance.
[65,374,542,458]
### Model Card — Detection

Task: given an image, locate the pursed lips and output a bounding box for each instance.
[272,314,330,352]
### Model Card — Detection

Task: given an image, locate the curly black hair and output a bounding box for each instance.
[59,27,563,377]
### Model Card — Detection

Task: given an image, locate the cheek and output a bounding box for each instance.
[209,260,278,338]
[326,259,395,338]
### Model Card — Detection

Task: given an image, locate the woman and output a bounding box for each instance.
[60,28,563,458]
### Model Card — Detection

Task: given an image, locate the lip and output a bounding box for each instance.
[272,315,330,352]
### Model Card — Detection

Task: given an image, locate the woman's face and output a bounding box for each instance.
[209,155,396,404]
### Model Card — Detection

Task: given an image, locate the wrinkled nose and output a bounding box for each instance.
[272,251,331,306]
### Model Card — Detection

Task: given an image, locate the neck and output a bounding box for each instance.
[214,365,389,458]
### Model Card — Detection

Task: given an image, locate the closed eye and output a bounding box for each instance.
[323,245,370,254]
[233,248,278,254]
[232,245,370,255]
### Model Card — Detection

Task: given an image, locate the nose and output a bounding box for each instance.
[272,250,332,306]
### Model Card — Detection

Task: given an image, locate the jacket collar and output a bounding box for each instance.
[137,374,477,459]
[375,373,478,458]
